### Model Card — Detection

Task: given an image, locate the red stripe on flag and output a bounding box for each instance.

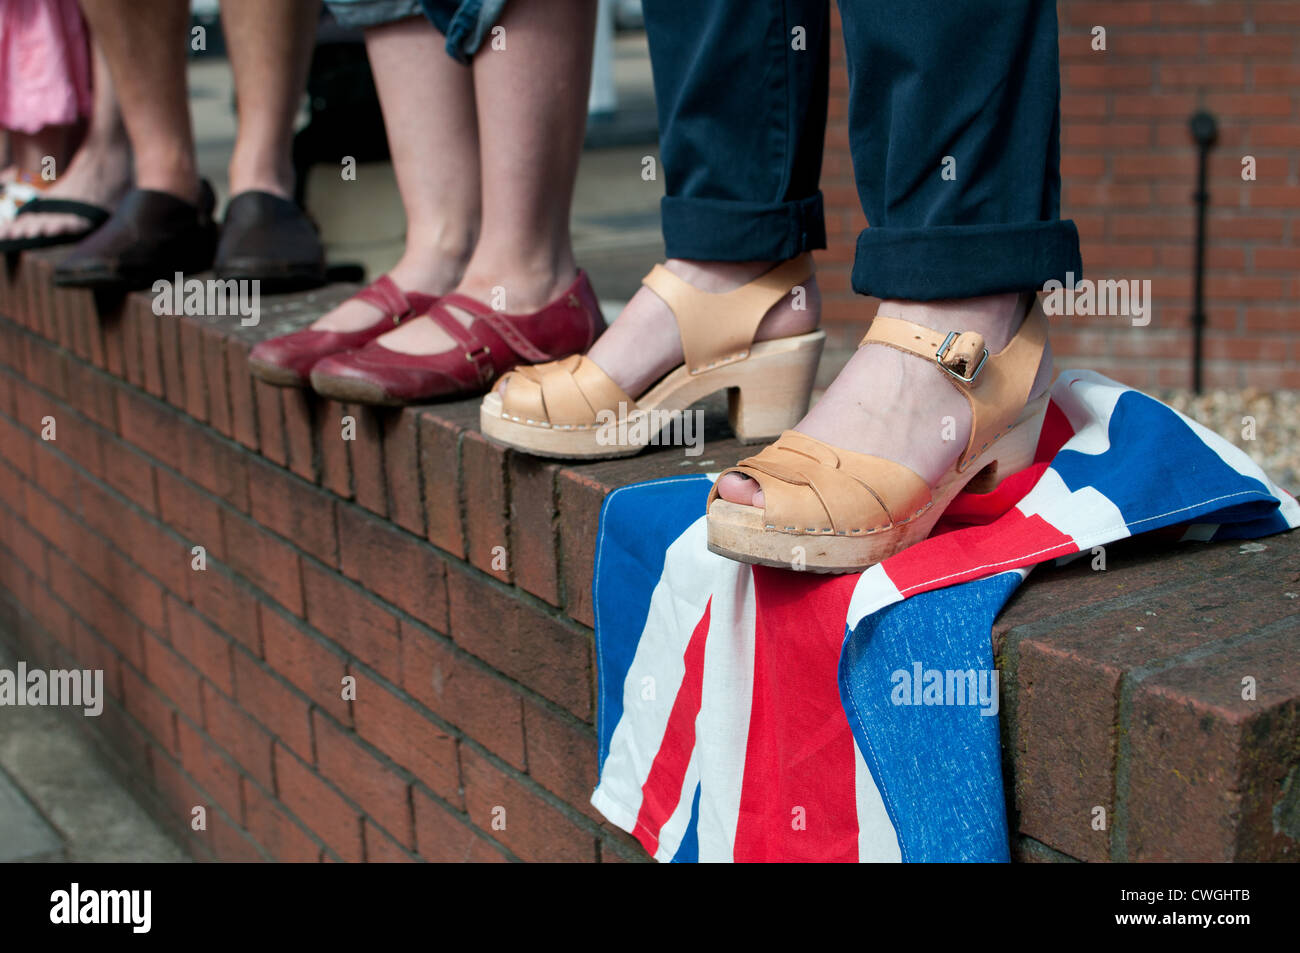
[632,596,712,856]
[883,508,1077,597]
[733,569,860,862]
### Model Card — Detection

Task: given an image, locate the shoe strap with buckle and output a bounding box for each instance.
[858,304,1047,472]
[355,274,417,324]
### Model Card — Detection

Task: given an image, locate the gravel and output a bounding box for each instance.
[1156,389,1300,497]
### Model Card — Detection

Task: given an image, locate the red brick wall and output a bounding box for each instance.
[821,1,1300,390]
[0,256,633,863]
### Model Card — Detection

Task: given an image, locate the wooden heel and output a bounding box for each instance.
[961,395,1048,494]
[727,331,825,443]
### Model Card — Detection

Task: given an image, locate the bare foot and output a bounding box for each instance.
[714,293,1055,508]
[0,132,131,242]
[496,258,821,399]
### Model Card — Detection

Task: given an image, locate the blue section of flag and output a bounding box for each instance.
[670,785,702,863]
[1052,391,1282,531]
[839,571,1023,863]
[593,475,714,769]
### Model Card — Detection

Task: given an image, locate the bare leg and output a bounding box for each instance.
[218,0,320,198]
[0,40,132,241]
[77,0,196,202]
[377,0,597,355]
[313,15,480,332]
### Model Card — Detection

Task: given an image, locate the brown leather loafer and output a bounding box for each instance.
[214,190,326,290]
[53,182,218,290]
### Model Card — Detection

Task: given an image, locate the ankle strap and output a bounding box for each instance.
[859,301,1048,472]
[641,253,815,375]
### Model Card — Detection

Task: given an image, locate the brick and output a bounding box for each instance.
[281,387,316,482]
[182,427,249,512]
[301,561,400,682]
[136,307,165,399]
[382,407,424,535]
[400,621,525,769]
[47,551,144,667]
[241,777,322,862]
[157,311,186,409]
[523,698,600,820]
[116,387,186,471]
[1125,625,1300,862]
[178,319,208,423]
[313,710,414,847]
[176,717,242,822]
[166,595,234,693]
[419,412,465,557]
[363,818,417,862]
[461,432,511,580]
[189,567,261,654]
[72,617,123,700]
[225,337,259,450]
[220,509,304,616]
[556,471,603,628]
[447,566,593,719]
[155,466,224,555]
[273,743,363,862]
[143,631,203,723]
[99,440,158,514]
[336,504,448,633]
[460,746,597,863]
[202,681,273,788]
[121,663,178,753]
[412,786,507,863]
[352,670,460,802]
[260,602,351,725]
[253,380,287,466]
[200,325,233,436]
[248,456,338,565]
[64,361,118,431]
[232,648,313,760]
[347,404,388,516]
[314,398,352,498]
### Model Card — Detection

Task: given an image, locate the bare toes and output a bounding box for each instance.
[715,472,764,508]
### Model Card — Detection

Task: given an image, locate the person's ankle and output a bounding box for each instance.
[227,152,294,200]
[879,292,1028,351]
[457,251,579,312]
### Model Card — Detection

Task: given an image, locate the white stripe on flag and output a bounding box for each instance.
[693,549,758,862]
[854,738,902,862]
[592,517,718,829]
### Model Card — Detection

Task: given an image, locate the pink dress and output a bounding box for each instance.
[0,0,93,134]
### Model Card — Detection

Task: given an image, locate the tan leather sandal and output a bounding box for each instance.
[479,255,825,459]
[706,297,1052,573]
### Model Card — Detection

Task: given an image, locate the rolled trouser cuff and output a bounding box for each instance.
[851,219,1083,300]
[661,192,826,262]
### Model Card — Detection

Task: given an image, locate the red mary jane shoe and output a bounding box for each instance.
[248,275,437,387]
[308,270,604,406]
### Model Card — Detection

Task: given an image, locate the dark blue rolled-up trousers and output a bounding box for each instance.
[643,0,1083,300]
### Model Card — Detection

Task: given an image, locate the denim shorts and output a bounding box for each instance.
[324,0,425,29]
[419,0,510,62]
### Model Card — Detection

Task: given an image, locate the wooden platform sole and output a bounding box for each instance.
[706,394,1050,573]
[479,330,826,460]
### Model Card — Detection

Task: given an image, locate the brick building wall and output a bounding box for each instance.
[820,1,1300,390]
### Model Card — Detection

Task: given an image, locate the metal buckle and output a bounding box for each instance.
[465,345,493,384]
[935,332,988,384]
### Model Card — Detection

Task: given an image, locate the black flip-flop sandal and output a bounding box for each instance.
[0,198,112,254]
